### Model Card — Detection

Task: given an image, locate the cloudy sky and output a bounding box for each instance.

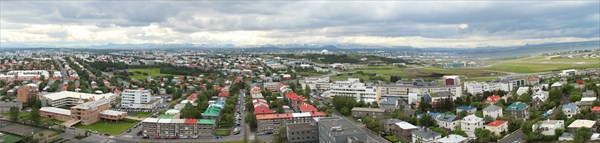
[1,1,599,48]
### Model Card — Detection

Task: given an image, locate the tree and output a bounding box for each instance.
[31,107,41,124]
[458,110,468,118]
[9,107,19,121]
[246,112,257,131]
[474,128,493,143]
[303,85,311,98]
[418,114,436,127]
[574,127,591,143]
[180,103,200,119]
[569,92,582,102]
[451,126,468,137]
[518,93,532,103]
[508,119,523,132]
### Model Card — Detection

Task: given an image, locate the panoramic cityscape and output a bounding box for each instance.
[0,1,599,143]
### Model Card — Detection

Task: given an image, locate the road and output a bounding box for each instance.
[498,129,525,143]
[331,111,391,143]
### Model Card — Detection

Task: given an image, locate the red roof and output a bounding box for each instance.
[68,77,78,81]
[254,105,273,115]
[298,103,317,112]
[576,79,585,84]
[278,83,287,88]
[218,91,230,97]
[256,113,293,120]
[187,93,198,101]
[486,95,502,103]
[310,111,326,117]
[592,106,600,112]
[285,92,307,103]
[215,87,223,91]
[185,119,198,124]
[48,77,61,81]
[528,77,540,81]
[486,120,508,127]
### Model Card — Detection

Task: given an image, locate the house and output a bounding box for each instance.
[516,87,530,96]
[436,114,459,130]
[460,114,484,133]
[485,95,502,103]
[559,132,574,141]
[435,134,468,143]
[380,119,402,135]
[531,91,549,110]
[394,121,419,142]
[579,97,597,109]
[351,107,385,118]
[411,128,442,143]
[562,103,578,118]
[379,97,399,112]
[527,77,540,85]
[583,90,597,97]
[484,120,508,135]
[506,102,529,120]
[592,106,600,122]
[533,120,564,136]
[567,120,596,133]
[483,105,503,119]
[456,106,476,114]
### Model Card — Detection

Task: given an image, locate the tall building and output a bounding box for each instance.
[317,117,367,143]
[17,83,39,103]
[121,89,160,108]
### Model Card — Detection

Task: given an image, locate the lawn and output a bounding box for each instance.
[128,68,180,80]
[75,120,138,135]
[484,62,598,73]
[129,112,153,118]
[415,67,495,77]
[0,133,22,143]
[331,65,409,82]
[2,112,63,125]
[215,129,231,136]
[384,135,399,142]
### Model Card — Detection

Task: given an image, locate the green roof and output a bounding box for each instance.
[251,93,264,99]
[198,119,216,125]
[201,105,222,117]
[159,114,175,119]
[506,102,528,111]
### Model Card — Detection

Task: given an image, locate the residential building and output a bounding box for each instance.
[351,107,386,118]
[435,134,468,143]
[180,119,197,137]
[460,114,484,132]
[506,102,529,120]
[17,83,38,103]
[197,119,216,137]
[411,128,442,143]
[286,123,318,143]
[484,120,508,135]
[527,77,540,85]
[485,95,502,103]
[456,106,476,114]
[567,120,596,133]
[394,121,418,142]
[328,78,377,102]
[531,91,549,110]
[583,90,597,97]
[263,82,281,92]
[463,81,512,95]
[0,101,22,114]
[378,97,399,112]
[318,117,367,143]
[436,114,459,130]
[256,112,326,134]
[380,118,402,135]
[562,103,578,118]
[516,87,530,96]
[580,97,597,109]
[533,120,564,136]
[483,105,503,119]
[593,107,600,122]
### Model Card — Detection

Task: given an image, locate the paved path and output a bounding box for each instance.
[498,129,525,143]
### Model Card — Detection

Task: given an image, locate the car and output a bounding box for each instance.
[104,133,111,136]
[179,135,188,139]
[142,136,150,139]
[234,127,241,135]
[216,135,222,139]
[126,129,132,132]
[191,135,198,139]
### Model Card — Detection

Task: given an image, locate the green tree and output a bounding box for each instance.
[180,103,200,119]
[574,127,591,143]
[474,128,493,143]
[31,107,41,124]
[518,93,532,103]
[569,92,582,102]
[303,85,311,98]
[246,112,257,131]
[418,114,436,127]
[9,107,19,121]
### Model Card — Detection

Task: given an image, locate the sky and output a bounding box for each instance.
[1,1,599,48]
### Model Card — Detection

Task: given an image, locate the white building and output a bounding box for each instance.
[533,120,564,136]
[483,105,503,119]
[463,81,512,95]
[121,89,160,109]
[41,91,116,107]
[460,114,484,133]
[516,87,530,95]
[435,134,468,143]
[484,120,508,135]
[327,78,376,102]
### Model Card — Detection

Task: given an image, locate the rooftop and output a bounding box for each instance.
[568,120,596,128]
[142,118,159,123]
[506,102,528,111]
[198,119,216,125]
[159,114,175,119]
[457,106,476,111]
[42,91,115,101]
[100,110,126,116]
[351,107,385,112]
[483,105,502,111]
[395,121,418,130]
[486,120,508,127]
[40,107,71,116]
[286,123,316,131]
[412,128,441,139]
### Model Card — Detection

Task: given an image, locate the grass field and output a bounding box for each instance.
[2,112,63,125]
[331,65,408,82]
[75,120,138,135]
[215,129,231,136]
[415,67,497,77]
[0,133,22,143]
[128,68,180,80]
[129,112,153,118]
[484,62,598,73]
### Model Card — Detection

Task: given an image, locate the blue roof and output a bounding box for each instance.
[562,102,578,113]
[417,112,440,118]
[436,114,457,122]
[457,106,476,110]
